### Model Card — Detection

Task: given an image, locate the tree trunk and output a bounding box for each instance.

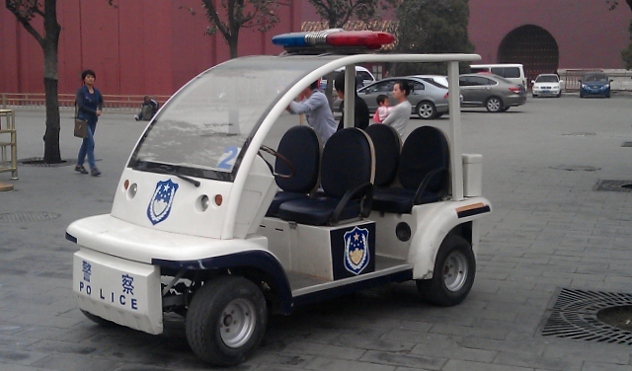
[42,0,62,163]
[43,77,61,163]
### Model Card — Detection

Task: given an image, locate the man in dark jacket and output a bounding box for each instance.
[334,72,369,131]
[134,96,159,121]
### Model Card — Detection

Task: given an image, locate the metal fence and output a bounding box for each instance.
[558,69,632,92]
[0,93,171,110]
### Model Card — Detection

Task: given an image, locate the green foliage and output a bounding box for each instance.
[393,0,474,75]
[308,0,396,28]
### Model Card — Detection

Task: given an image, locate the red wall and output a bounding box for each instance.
[469,0,631,69]
[1,1,630,97]
[0,1,301,97]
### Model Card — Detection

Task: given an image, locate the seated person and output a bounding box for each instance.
[134,96,159,121]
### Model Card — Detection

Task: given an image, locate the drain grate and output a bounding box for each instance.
[542,288,632,345]
[594,180,632,192]
[19,157,75,167]
[0,211,61,223]
[621,141,632,147]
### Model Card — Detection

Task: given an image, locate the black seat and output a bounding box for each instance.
[277,128,374,226]
[365,124,401,188]
[266,125,321,217]
[372,126,449,214]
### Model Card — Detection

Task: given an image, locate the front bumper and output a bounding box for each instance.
[73,248,163,334]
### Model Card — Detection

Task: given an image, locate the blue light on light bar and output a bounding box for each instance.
[271,29,396,51]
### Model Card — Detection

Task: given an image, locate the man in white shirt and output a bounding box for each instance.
[382,80,412,138]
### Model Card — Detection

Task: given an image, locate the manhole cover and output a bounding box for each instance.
[19,157,75,167]
[542,288,632,345]
[550,165,600,172]
[563,132,596,137]
[594,180,632,192]
[0,211,61,223]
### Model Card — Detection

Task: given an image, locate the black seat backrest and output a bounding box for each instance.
[321,128,374,198]
[275,125,321,193]
[365,124,401,187]
[399,126,449,193]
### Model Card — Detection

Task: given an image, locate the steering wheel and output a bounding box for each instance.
[259,145,295,179]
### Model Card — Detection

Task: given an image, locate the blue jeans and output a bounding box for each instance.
[77,120,97,169]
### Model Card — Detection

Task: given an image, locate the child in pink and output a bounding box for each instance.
[373,94,390,123]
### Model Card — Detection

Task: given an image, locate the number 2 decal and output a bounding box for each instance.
[217,146,239,170]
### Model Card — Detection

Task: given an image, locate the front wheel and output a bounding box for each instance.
[416,235,475,306]
[186,276,267,366]
[416,101,436,119]
[485,96,503,112]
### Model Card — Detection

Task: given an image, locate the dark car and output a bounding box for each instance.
[579,73,612,98]
[458,73,527,112]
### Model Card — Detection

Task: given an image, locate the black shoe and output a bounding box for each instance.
[91,168,101,177]
[75,165,88,174]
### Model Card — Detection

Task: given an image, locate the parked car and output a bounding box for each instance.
[353,76,451,119]
[531,74,563,98]
[459,73,527,112]
[414,74,449,87]
[470,64,527,88]
[320,65,376,91]
[579,72,612,98]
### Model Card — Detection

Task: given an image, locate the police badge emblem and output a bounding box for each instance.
[343,226,370,275]
[147,179,179,225]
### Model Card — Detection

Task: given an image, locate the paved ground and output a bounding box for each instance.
[1,93,632,371]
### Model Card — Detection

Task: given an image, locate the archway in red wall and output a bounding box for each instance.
[498,25,559,86]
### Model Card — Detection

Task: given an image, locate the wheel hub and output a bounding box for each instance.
[442,251,468,292]
[219,298,256,348]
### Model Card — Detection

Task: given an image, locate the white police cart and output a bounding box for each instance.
[67,30,491,366]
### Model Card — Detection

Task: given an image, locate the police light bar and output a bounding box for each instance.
[272,29,394,51]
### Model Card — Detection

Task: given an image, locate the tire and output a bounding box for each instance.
[485,96,503,112]
[580,91,584,98]
[186,276,267,366]
[416,101,436,119]
[81,310,118,327]
[416,235,475,307]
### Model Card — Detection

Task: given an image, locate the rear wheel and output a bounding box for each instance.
[186,276,267,366]
[485,96,503,112]
[416,235,475,306]
[416,101,436,119]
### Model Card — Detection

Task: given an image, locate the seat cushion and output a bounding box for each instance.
[266,192,311,217]
[278,196,361,226]
[372,188,442,214]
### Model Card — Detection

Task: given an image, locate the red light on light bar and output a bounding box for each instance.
[326,31,395,49]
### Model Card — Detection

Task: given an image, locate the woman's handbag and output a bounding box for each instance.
[73,103,88,138]
[74,118,88,138]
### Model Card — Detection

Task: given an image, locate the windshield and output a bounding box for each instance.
[584,74,607,82]
[129,55,335,180]
[535,75,559,83]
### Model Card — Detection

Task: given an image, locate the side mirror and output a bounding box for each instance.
[559,80,564,84]
[531,80,535,84]
[610,79,614,83]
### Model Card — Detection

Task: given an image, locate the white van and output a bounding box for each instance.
[470,64,526,87]
[321,65,376,90]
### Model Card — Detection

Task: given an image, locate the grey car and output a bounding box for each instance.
[459,73,526,112]
[354,76,451,119]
